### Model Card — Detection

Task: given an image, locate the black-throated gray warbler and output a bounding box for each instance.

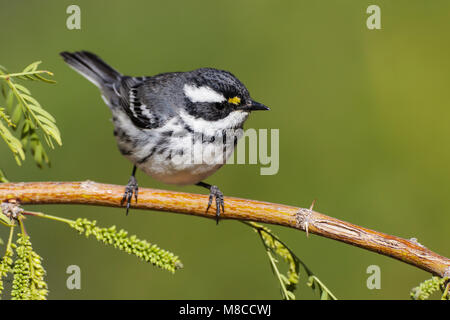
[60,51,269,222]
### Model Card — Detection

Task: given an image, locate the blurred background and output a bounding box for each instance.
[0,0,449,299]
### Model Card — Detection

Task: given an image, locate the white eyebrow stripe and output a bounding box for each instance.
[183,84,226,103]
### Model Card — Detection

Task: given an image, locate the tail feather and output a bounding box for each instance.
[60,51,121,88]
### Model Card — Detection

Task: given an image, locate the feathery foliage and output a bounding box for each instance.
[0,62,60,171]
[244,221,337,300]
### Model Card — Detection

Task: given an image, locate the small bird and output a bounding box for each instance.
[60,51,269,222]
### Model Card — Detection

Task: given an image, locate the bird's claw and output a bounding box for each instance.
[205,185,224,224]
[121,175,138,215]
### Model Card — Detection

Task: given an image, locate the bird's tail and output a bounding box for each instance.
[60,51,122,88]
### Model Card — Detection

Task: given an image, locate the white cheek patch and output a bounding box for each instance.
[183,84,226,103]
[179,109,249,132]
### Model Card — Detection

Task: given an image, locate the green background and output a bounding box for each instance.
[1,0,449,299]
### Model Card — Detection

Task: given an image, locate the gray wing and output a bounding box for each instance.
[115,73,183,129]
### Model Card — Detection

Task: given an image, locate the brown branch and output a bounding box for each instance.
[1,181,449,278]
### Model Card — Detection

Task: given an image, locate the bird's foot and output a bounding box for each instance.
[205,185,224,224]
[121,175,138,215]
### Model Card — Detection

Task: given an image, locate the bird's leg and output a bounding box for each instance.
[121,165,138,215]
[196,181,224,224]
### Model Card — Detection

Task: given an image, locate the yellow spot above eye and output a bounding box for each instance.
[228,96,241,105]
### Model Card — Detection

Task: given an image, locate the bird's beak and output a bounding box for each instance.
[239,100,270,111]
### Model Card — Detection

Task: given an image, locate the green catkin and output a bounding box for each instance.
[70,218,183,273]
[411,276,449,300]
[10,233,47,300]
[0,242,14,297]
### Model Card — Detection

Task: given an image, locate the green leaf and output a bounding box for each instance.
[6,90,14,112]
[0,119,25,164]
[33,73,56,84]
[34,146,43,166]
[0,210,14,227]
[28,104,56,122]
[11,104,22,125]
[1,83,6,98]
[0,169,8,183]
[307,276,315,288]
[22,61,42,73]
[20,119,31,136]
[245,221,337,300]
[286,291,296,300]
[18,74,36,81]
[21,93,41,107]
[41,124,62,146]
[0,61,60,169]
[280,274,290,285]
[14,83,31,95]
[36,115,57,128]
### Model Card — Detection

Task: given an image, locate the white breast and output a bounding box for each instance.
[112,112,242,186]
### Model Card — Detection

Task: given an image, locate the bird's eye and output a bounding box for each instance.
[228,96,241,105]
[214,102,225,109]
